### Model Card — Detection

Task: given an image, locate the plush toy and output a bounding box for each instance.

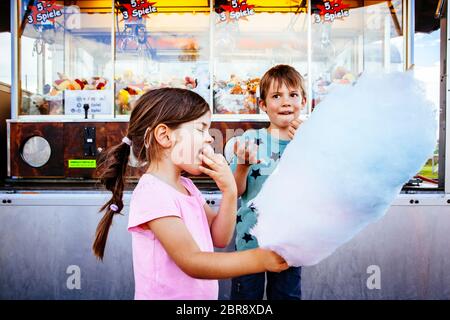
[117,86,144,114]
[96,78,107,90]
[332,67,355,84]
[29,94,49,115]
[118,88,130,106]
[343,73,356,83]
[46,96,63,115]
[214,80,227,90]
[230,84,244,95]
[117,89,131,114]
[52,73,108,93]
[184,76,197,89]
[245,78,260,95]
[53,79,72,91]
[49,87,60,96]
[333,66,347,80]
[243,94,257,113]
[67,80,80,90]
[89,76,108,90]
[74,79,86,90]
[126,86,143,96]
[43,84,51,94]
[229,74,241,86]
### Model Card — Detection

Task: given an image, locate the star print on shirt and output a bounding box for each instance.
[236,215,242,223]
[250,168,261,180]
[270,152,281,161]
[242,233,253,243]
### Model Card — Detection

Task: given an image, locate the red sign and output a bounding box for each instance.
[218,0,255,23]
[27,1,63,24]
[314,0,350,23]
[120,0,157,20]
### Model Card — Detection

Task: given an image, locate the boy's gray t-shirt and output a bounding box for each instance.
[229,128,290,251]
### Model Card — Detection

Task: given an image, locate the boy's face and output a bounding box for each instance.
[259,81,306,129]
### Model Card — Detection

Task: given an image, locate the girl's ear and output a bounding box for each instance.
[153,124,173,148]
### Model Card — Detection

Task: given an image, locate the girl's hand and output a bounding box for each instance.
[199,146,237,195]
[233,139,260,166]
[258,248,289,273]
[288,118,303,140]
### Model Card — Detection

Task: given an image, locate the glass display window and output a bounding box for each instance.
[15,1,409,120]
[310,0,404,110]
[212,0,308,120]
[19,0,114,118]
[114,0,210,115]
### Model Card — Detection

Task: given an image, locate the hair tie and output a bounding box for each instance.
[110,204,119,212]
[122,136,132,146]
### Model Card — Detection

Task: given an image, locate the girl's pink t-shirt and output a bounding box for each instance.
[128,174,218,300]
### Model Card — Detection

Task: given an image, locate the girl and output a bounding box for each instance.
[92,88,288,300]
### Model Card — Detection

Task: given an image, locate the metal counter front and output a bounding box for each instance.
[0,190,232,299]
[1,191,450,300]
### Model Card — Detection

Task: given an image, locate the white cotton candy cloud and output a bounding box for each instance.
[251,72,437,267]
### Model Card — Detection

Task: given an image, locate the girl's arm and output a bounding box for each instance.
[147,216,288,279]
[199,149,237,248]
[203,189,236,248]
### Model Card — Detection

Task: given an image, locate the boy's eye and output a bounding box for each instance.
[272,94,280,99]
[291,93,299,97]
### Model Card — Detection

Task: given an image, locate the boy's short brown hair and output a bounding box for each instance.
[259,64,306,102]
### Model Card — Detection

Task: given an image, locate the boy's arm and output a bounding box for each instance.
[234,163,251,197]
[230,138,259,197]
[147,216,288,279]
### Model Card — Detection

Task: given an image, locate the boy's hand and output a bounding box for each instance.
[199,147,237,195]
[233,140,260,166]
[288,118,303,140]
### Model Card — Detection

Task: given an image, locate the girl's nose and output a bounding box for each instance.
[205,132,214,143]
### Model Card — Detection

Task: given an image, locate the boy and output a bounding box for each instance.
[229,65,306,300]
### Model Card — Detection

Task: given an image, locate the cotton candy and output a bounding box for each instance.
[251,72,437,266]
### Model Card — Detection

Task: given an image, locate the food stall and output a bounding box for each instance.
[6,0,417,181]
[1,0,450,300]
